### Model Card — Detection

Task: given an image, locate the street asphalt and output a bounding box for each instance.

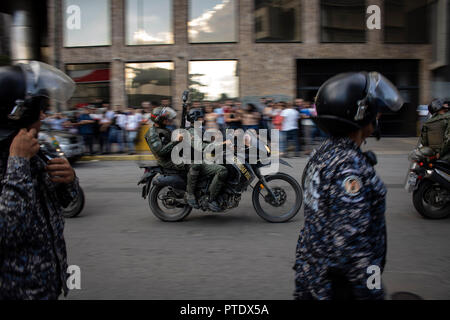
[63,138,450,300]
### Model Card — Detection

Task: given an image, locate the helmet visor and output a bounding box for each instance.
[368,72,404,112]
[20,61,75,104]
[161,107,177,120]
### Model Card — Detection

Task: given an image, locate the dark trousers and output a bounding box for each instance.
[99,130,110,154]
[284,129,300,152]
[82,134,94,155]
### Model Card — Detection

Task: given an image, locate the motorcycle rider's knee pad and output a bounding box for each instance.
[189,165,201,175]
[218,168,228,180]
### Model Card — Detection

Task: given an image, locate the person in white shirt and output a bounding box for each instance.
[280,102,301,157]
[126,108,140,154]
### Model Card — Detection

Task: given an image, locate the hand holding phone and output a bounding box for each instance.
[45,157,75,184]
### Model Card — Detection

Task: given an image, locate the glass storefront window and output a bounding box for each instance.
[125,62,174,107]
[188,60,239,101]
[254,0,302,42]
[320,0,366,43]
[63,0,111,47]
[384,0,429,44]
[66,63,110,107]
[126,0,173,45]
[188,0,237,43]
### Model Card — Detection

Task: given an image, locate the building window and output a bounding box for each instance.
[63,0,111,47]
[188,0,237,43]
[384,0,430,44]
[320,0,366,43]
[125,62,174,107]
[254,0,302,42]
[125,0,173,45]
[188,60,239,101]
[66,63,110,107]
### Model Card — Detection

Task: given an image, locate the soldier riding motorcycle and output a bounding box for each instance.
[139,92,303,222]
[404,99,450,219]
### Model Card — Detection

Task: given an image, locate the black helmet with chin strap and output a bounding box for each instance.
[428,99,445,115]
[313,71,404,138]
[187,108,204,123]
[0,61,75,143]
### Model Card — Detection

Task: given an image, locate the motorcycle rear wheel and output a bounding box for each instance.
[149,185,192,222]
[252,173,303,223]
[413,180,450,219]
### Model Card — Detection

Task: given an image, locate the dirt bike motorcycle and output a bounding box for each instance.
[404,146,450,219]
[138,131,303,223]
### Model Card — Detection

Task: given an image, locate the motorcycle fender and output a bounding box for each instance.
[279,158,293,168]
[152,175,187,190]
[430,169,450,190]
[140,172,157,199]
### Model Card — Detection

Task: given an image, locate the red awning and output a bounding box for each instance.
[73,69,110,83]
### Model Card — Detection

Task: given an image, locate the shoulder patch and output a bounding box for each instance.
[342,175,362,196]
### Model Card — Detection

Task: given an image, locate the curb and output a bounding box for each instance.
[79,152,408,162]
[80,154,156,161]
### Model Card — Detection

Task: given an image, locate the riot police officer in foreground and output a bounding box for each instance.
[294,72,404,300]
[420,99,449,161]
[0,61,80,299]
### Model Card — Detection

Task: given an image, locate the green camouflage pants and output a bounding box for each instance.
[187,163,228,199]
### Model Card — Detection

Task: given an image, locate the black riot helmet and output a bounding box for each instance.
[187,108,204,123]
[428,99,444,115]
[0,61,75,142]
[313,72,404,137]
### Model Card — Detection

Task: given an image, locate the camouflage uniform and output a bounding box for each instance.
[294,137,387,300]
[145,126,185,171]
[420,112,450,161]
[187,126,227,200]
[0,151,80,299]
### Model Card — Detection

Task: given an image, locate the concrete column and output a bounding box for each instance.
[111,0,125,107]
[303,0,320,44]
[419,58,432,105]
[111,59,125,108]
[173,0,189,119]
[367,0,383,45]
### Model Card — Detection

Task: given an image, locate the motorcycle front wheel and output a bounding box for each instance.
[149,185,192,222]
[413,180,450,219]
[62,188,85,218]
[252,173,303,223]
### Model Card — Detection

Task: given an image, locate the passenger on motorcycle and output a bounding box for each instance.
[420,99,450,161]
[144,107,228,212]
[185,108,228,212]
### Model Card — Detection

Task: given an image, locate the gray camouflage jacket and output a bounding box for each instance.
[294,137,387,300]
[0,151,79,299]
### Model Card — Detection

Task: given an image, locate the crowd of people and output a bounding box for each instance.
[43,97,326,158]
[43,100,172,155]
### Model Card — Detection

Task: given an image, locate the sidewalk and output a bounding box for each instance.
[79,137,419,161]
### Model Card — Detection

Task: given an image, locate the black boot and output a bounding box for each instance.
[185,193,199,208]
[186,167,200,208]
[208,196,221,212]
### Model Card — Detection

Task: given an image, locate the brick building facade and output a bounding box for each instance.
[2,0,448,135]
